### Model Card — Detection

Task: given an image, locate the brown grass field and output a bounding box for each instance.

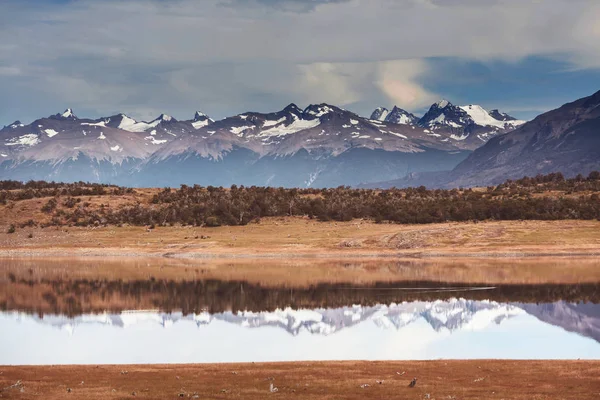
[1,361,599,399]
[1,218,600,259]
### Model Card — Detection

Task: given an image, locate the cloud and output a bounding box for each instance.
[221,0,352,12]
[376,60,438,110]
[0,0,599,124]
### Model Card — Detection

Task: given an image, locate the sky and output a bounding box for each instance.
[1,0,600,126]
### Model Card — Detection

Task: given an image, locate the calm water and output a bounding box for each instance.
[1,260,600,365]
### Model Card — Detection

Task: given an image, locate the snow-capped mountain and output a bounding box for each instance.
[12,300,598,344]
[0,100,525,187]
[369,101,525,149]
[447,89,600,187]
[13,299,524,337]
[370,106,419,125]
[416,100,526,147]
[136,102,471,187]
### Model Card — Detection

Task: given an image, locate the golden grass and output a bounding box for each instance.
[1,218,599,259]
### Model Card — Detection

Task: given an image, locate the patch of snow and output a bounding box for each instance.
[192,119,210,129]
[436,100,449,108]
[387,131,407,139]
[342,124,351,128]
[110,145,122,152]
[44,129,59,137]
[145,136,167,145]
[5,134,40,146]
[306,105,333,117]
[259,117,321,137]
[262,117,286,127]
[373,108,390,121]
[393,114,413,125]
[149,130,157,136]
[81,120,107,127]
[117,114,160,132]
[432,114,446,124]
[9,123,24,129]
[358,135,371,139]
[459,105,526,129]
[374,137,383,141]
[230,125,254,135]
[207,131,216,134]
[239,115,248,120]
[450,133,469,141]
[1,153,7,157]
[350,119,359,125]
[61,108,75,118]
[98,132,106,140]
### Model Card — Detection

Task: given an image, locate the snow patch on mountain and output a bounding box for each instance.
[117,114,160,133]
[460,105,525,129]
[81,120,108,128]
[230,125,254,135]
[5,134,40,146]
[370,107,390,121]
[260,115,321,137]
[263,117,287,127]
[61,108,76,119]
[305,105,334,117]
[44,129,59,137]
[192,120,211,129]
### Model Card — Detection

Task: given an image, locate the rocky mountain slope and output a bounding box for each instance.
[364,90,600,189]
[446,90,600,187]
[0,100,523,187]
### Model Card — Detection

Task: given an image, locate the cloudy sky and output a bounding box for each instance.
[1,0,600,125]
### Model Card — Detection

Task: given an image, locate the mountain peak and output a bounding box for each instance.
[386,106,418,125]
[54,108,77,120]
[435,100,450,109]
[154,114,176,123]
[8,120,24,129]
[283,103,302,113]
[193,111,209,121]
[370,107,390,121]
[488,109,517,121]
[304,103,339,118]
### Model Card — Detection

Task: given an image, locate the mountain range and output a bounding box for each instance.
[12,300,599,344]
[0,99,528,187]
[368,90,600,188]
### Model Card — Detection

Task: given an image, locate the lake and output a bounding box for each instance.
[1,258,599,365]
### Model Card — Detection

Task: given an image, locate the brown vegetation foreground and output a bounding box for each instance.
[1,218,600,259]
[1,361,599,399]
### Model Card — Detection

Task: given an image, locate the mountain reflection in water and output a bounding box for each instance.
[1,299,600,365]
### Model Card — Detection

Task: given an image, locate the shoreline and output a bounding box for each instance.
[2,248,600,259]
[1,361,599,399]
